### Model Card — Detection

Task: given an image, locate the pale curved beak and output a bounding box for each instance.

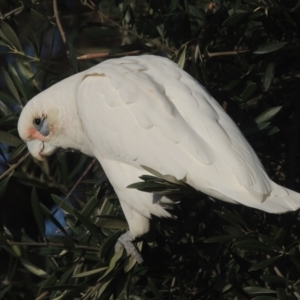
[27,140,57,161]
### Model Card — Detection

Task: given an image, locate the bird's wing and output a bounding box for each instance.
[76,55,271,203]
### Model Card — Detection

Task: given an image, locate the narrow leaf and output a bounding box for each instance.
[8,63,27,102]
[263,63,275,90]
[249,255,282,271]
[20,258,48,278]
[255,106,282,124]
[254,41,287,54]
[73,209,102,242]
[0,21,23,51]
[31,187,45,237]
[2,68,21,105]
[0,130,22,147]
[244,286,276,294]
[72,267,107,278]
[177,46,186,69]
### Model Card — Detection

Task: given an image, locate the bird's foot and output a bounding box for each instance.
[115,231,144,264]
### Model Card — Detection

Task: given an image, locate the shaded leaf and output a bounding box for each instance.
[204,235,235,243]
[235,240,278,252]
[0,20,23,51]
[244,286,276,294]
[0,130,22,147]
[249,255,282,271]
[254,41,287,54]
[2,68,21,105]
[31,187,45,237]
[263,63,275,91]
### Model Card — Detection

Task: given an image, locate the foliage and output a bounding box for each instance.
[0,0,300,299]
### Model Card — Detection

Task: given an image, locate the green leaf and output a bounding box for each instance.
[253,297,278,300]
[73,209,102,242]
[0,130,22,147]
[188,5,205,20]
[51,194,73,215]
[99,247,124,281]
[235,240,278,252]
[94,216,128,229]
[240,82,257,101]
[0,20,23,51]
[2,68,21,105]
[80,194,100,218]
[260,274,287,283]
[223,12,250,27]
[148,278,163,300]
[0,175,10,199]
[141,166,187,185]
[277,288,288,300]
[9,142,27,161]
[40,203,68,236]
[254,41,287,54]
[263,63,275,91]
[72,267,107,278]
[0,98,12,116]
[177,46,186,69]
[259,234,282,251]
[68,42,78,73]
[169,0,179,12]
[249,255,282,271]
[20,258,48,278]
[214,209,246,230]
[100,230,122,259]
[8,63,27,103]
[31,187,45,237]
[255,106,282,124]
[244,286,276,294]
[223,225,244,237]
[204,235,235,243]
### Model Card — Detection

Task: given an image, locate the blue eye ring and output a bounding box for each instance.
[33,117,49,136]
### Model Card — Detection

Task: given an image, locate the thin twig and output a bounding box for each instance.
[0,5,24,20]
[0,152,30,181]
[7,240,100,252]
[52,158,96,216]
[77,49,145,60]
[35,291,49,300]
[53,0,67,45]
[203,49,250,58]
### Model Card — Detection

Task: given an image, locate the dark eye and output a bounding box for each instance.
[34,118,41,126]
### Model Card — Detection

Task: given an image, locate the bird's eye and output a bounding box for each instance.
[34,118,42,126]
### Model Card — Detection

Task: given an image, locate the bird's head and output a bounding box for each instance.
[18,97,61,161]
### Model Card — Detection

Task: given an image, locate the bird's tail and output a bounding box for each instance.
[258,182,300,214]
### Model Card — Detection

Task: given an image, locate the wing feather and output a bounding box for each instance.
[77,55,272,204]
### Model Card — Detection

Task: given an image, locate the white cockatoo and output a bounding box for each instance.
[18,55,300,263]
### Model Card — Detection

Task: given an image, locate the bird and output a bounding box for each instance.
[18,55,300,263]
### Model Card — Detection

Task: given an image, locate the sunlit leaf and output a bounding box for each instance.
[20,258,48,278]
[255,106,282,124]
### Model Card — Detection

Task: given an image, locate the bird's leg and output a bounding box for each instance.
[115,231,144,264]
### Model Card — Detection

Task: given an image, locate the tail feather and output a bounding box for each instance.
[253,182,300,213]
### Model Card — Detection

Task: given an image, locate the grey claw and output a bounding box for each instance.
[115,231,144,264]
